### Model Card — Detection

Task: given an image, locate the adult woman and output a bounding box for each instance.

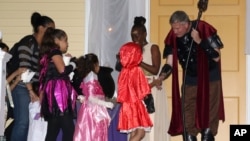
[10,12,55,141]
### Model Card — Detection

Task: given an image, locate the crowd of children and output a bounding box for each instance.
[2,12,168,141]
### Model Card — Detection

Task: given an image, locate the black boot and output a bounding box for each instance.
[201,128,215,141]
[183,132,197,141]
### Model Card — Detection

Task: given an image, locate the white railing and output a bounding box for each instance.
[0,49,12,137]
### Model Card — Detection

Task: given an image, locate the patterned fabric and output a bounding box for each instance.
[18,35,39,83]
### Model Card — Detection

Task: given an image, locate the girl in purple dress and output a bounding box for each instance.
[39,28,77,141]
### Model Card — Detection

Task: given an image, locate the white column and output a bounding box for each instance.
[0,50,12,136]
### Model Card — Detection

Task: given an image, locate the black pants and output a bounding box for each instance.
[45,114,75,141]
[4,120,14,141]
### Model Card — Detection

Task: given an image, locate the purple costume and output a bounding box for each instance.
[39,49,77,141]
[40,49,77,119]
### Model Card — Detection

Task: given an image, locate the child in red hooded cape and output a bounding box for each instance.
[117,42,153,141]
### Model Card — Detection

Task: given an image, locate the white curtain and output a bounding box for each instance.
[85,0,148,87]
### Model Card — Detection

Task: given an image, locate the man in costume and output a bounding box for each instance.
[159,10,225,141]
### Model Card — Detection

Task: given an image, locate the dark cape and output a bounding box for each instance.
[97,66,115,98]
[164,20,225,136]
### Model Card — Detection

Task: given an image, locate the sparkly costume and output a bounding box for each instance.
[117,42,153,133]
[73,71,111,141]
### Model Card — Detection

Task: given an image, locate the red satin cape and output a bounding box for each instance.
[117,42,152,131]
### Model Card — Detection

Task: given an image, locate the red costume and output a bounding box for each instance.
[117,42,153,133]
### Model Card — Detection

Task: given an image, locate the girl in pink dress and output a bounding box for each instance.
[73,53,114,141]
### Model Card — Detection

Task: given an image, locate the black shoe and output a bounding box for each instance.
[183,133,197,141]
[201,128,215,141]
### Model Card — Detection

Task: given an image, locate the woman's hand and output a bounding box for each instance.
[150,77,162,90]
[17,67,27,74]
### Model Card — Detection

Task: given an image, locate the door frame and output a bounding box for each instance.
[246,0,250,123]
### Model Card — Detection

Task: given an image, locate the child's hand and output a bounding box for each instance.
[106,102,114,109]
[77,95,85,103]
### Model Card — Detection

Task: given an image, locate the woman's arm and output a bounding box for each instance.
[7,68,25,83]
[7,68,26,90]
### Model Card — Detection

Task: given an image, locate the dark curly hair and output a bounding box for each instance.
[132,16,147,32]
[39,27,67,57]
[75,53,99,79]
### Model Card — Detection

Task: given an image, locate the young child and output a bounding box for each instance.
[39,28,77,141]
[73,53,114,141]
[117,42,153,141]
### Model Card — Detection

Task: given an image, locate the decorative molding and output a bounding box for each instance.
[159,0,194,6]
